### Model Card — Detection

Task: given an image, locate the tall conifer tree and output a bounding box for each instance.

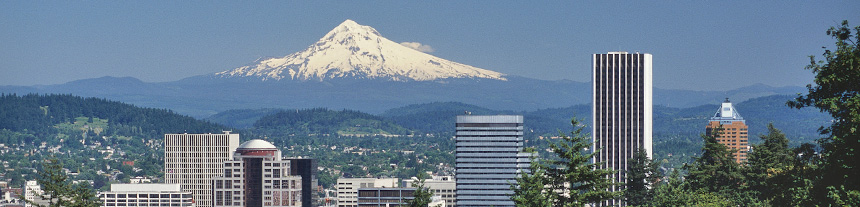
[745,124,793,203]
[623,148,660,206]
[512,119,620,207]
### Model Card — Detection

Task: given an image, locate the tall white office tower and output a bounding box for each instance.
[592,52,652,206]
[164,132,240,207]
[455,115,531,207]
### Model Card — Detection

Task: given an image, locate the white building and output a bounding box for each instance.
[164,132,240,207]
[592,51,653,206]
[24,180,43,207]
[98,184,194,207]
[455,115,531,207]
[335,178,398,207]
[211,139,303,207]
[129,176,152,184]
[404,175,456,207]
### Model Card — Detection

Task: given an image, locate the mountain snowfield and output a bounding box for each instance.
[216,19,506,82]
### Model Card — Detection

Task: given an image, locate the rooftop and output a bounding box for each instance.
[237,139,277,150]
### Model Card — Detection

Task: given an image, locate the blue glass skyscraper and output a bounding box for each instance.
[455,115,530,207]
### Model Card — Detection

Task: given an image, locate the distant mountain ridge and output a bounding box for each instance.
[216,19,506,82]
[0,75,806,118]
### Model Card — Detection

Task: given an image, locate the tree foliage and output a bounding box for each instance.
[512,118,620,207]
[788,20,860,205]
[683,128,745,195]
[511,153,551,207]
[623,148,660,206]
[24,157,100,207]
[745,123,793,204]
[681,128,766,206]
[407,174,436,207]
[648,170,732,207]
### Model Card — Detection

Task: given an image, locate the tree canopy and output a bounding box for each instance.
[789,20,860,205]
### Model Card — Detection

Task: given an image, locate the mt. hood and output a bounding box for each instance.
[216,19,506,81]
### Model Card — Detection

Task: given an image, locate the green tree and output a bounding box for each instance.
[623,148,660,206]
[510,152,551,207]
[649,170,732,207]
[781,143,821,206]
[683,128,759,206]
[745,123,793,203]
[544,119,621,206]
[684,129,744,194]
[23,157,100,207]
[788,20,860,205]
[407,174,435,207]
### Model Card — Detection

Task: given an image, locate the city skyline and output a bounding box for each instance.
[2,2,858,90]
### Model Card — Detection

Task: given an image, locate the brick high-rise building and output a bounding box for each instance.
[706,98,750,163]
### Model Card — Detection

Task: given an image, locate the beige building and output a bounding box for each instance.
[164,132,240,207]
[98,184,194,207]
[335,178,398,207]
[404,176,455,207]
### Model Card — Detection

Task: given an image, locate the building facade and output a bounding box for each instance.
[455,115,530,207]
[285,158,318,207]
[335,178,398,207]
[211,139,303,207]
[404,176,455,207]
[24,181,45,207]
[164,132,240,207]
[356,188,415,207]
[592,52,653,206]
[706,99,750,163]
[98,184,194,207]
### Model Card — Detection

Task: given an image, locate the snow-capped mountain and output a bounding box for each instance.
[216,19,506,81]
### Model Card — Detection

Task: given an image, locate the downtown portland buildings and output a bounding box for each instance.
[592,52,653,206]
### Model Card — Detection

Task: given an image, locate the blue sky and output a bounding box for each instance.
[1,1,858,90]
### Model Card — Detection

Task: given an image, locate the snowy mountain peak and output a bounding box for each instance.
[216,19,506,82]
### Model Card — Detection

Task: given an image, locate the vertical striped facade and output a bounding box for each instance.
[592,52,652,206]
[455,115,530,207]
[165,132,240,207]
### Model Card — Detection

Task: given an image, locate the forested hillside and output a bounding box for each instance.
[205,108,283,129]
[0,94,228,188]
[254,108,410,136]
[380,102,509,133]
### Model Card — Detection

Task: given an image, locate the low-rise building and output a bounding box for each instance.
[357,188,415,207]
[336,178,397,207]
[404,176,455,207]
[98,183,193,207]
